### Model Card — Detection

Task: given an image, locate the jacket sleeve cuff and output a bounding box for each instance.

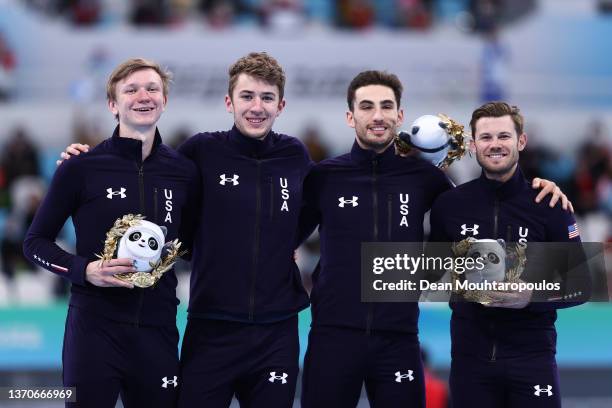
[69,256,90,286]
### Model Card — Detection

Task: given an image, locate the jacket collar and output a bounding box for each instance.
[479,166,526,199]
[349,139,396,167]
[229,125,275,158]
[110,125,162,163]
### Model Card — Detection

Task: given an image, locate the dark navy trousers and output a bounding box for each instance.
[450,353,561,408]
[178,316,299,408]
[62,306,180,408]
[301,325,425,408]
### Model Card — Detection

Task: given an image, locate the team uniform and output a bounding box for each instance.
[177,126,311,407]
[23,128,199,408]
[298,142,451,408]
[429,168,586,408]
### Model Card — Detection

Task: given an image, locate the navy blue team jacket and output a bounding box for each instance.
[177,125,311,323]
[298,141,451,334]
[24,127,199,327]
[429,167,584,359]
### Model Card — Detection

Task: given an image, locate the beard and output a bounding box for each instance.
[355,126,396,153]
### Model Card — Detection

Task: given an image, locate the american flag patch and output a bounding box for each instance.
[568,223,580,239]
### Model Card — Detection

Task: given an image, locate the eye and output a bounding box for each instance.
[148,237,159,250]
[487,252,500,264]
[241,94,253,101]
[125,88,136,94]
[129,232,141,241]
[262,95,275,102]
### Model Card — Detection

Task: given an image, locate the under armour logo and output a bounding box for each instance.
[268,372,288,384]
[460,224,479,236]
[533,385,553,397]
[338,196,359,208]
[161,376,178,389]
[106,187,126,199]
[395,370,414,383]
[219,174,239,186]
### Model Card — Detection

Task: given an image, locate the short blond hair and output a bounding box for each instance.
[106,58,172,103]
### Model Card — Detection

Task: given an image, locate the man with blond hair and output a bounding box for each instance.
[25,58,199,407]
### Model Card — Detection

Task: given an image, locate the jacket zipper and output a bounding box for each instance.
[135,163,146,327]
[490,195,500,360]
[269,177,274,219]
[387,194,393,241]
[249,160,262,321]
[366,159,379,335]
[154,188,158,223]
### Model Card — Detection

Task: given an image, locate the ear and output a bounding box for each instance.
[108,99,118,117]
[224,94,233,113]
[469,138,476,154]
[518,133,527,152]
[161,94,168,111]
[275,98,286,117]
[346,110,355,129]
[397,108,404,128]
[160,226,167,237]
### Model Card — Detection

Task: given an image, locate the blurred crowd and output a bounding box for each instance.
[19,0,535,32]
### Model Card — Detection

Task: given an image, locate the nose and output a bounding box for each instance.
[136,88,151,101]
[250,96,264,113]
[372,107,384,121]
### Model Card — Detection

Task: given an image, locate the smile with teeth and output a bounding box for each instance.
[247,118,265,124]
[134,107,154,112]
[487,152,507,159]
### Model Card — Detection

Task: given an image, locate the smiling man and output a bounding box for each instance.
[297,70,452,408]
[24,58,199,408]
[175,52,310,408]
[429,102,585,408]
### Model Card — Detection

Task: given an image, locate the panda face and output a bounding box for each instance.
[128,231,159,251]
[126,229,162,258]
[116,219,166,273]
[466,239,506,283]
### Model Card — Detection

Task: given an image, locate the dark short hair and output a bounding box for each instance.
[470,101,524,137]
[228,52,286,100]
[347,70,403,111]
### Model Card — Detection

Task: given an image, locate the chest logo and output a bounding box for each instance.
[533,384,553,397]
[395,370,414,383]
[460,224,479,236]
[219,174,239,186]
[338,196,359,208]
[279,178,289,212]
[106,187,126,199]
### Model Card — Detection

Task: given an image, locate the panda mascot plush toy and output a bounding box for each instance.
[465,239,507,284]
[116,220,168,272]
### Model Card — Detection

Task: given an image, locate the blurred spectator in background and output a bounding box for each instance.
[479,28,510,102]
[0,32,16,102]
[199,0,248,29]
[395,0,433,30]
[0,127,41,208]
[337,0,375,29]
[421,348,449,408]
[1,177,45,289]
[574,120,611,215]
[301,124,330,163]
[57,0,102,26]
[470,0,500,33]
[130,0,169,25]
[259,0,306,33]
